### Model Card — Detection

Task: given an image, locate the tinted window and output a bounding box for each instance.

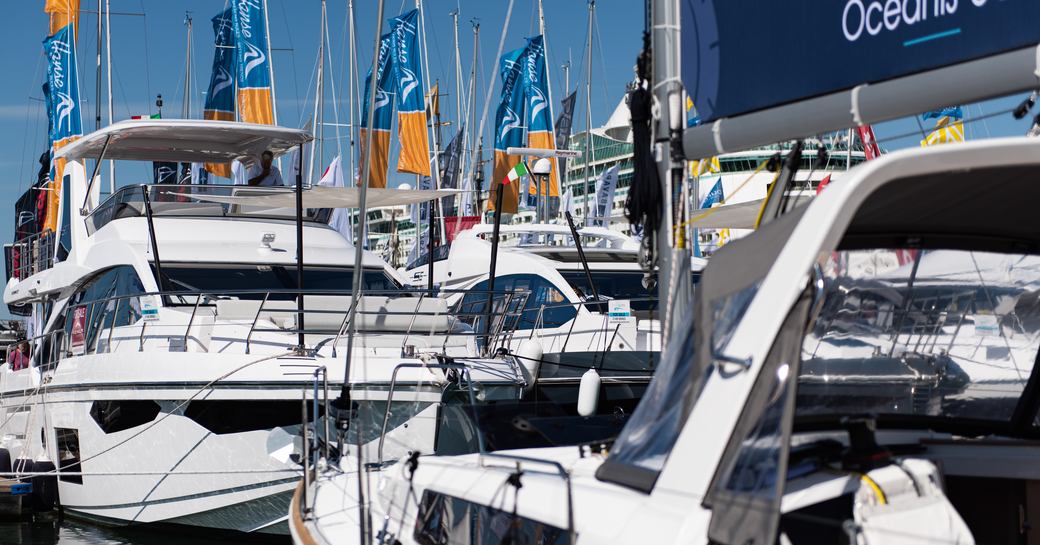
[456,274,576,330]
[414,490,567,545]
[800,249,1040,425]
[64,266,146,355]
[406,244,451,271]
[157,264,401,300]
[559,270,658,311]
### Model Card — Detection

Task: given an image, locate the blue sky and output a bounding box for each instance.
[0,1,640,245]
[0,1,1034,276]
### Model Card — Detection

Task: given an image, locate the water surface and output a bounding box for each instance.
[0,518,287,544]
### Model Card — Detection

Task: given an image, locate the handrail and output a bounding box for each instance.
[51,286,533,359]
[245,292,270,355]
[478,451,576,545]
[10,230,56,280]
[378,362,483,465]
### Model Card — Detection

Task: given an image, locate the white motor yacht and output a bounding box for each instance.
[403,224,705,390]
[290,136,1040,545]
[0,119,524,535]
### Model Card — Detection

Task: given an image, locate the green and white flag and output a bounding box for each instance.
[503,161,528,184]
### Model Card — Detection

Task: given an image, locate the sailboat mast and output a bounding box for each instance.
[308,0,326,186]
[318,0,326,171]
[182,13,193,119]
[95,0,102,130]
[417,0,446,246]
[105,0,114,193]
[583,1,594,221]
[348,0,357,183]
[262,0,278,126]
[462,21,478,215]
[652,0,689,346]
[451,10,463,134]
[562,61,570,96]
[537,0,560,225]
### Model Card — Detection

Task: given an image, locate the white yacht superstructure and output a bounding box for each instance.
[0,120,524,535]
[291,136,1040,545]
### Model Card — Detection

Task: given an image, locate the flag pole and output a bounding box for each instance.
[417,0,446,247]
[537,0,561,224]
[484,176,507,350]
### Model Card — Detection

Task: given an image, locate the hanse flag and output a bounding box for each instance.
[231,0,274,125]
[359,32,395,188]
[489,46,528,214]
[521,36,560,202]
[204,8,236,177]
[43,23,83,234]
[390,10,432,177]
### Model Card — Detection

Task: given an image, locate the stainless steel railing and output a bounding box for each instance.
[45,287,533,359]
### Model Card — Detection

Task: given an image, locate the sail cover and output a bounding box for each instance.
[682,1,1040,158]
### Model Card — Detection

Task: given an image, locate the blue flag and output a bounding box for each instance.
[922,106,963,121]
[700,178,725,208]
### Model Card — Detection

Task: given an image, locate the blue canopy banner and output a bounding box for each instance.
[682,0,1040,123]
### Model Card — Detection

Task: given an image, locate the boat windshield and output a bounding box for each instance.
[156,263,401,300]
[559,270,659,312]
[86,184,322,234]
[797,249,1040,428]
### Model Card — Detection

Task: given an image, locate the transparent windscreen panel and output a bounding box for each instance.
[86,184,322,234]
[799,249,1040,423]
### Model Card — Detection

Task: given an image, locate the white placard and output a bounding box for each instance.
[608,300,633,324]
[140,295,160,322]
[974,314,998,337]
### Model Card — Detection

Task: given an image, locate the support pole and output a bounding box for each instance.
[582,1,595,222]
[484,181,506,348]
[295,145,305,352]
[652,0,691,346]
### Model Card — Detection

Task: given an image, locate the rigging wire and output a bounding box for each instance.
[592,7,611,115]
[278,0,304,127]
[138,0,152,112]
[18,55,46,192]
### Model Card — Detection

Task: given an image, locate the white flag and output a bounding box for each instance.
[231,159,248,185]
[317,156,354,243]
[591,165,619,227]
[408,176,433,264]
[561,188,575,218]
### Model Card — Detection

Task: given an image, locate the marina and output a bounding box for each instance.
[2,0,1040,544]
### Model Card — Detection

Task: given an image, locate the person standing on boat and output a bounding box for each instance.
[247,150,284,186]
[8,341,30,371]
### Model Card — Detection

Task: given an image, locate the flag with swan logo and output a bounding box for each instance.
[521,36,560,205]
[204,8,236,177]
[489,46,528,214]
[359,32,395,188]
[231,0,274,125]
[43,23,82,233]
[389,9,432,177]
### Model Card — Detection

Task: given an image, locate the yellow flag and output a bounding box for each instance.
[921,120,964,147]
[689,156,721,176]
[44,0,80,36]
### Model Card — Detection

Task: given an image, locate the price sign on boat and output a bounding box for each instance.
[608,300,633,324]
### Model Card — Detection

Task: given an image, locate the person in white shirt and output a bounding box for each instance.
[247,150,284,186]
